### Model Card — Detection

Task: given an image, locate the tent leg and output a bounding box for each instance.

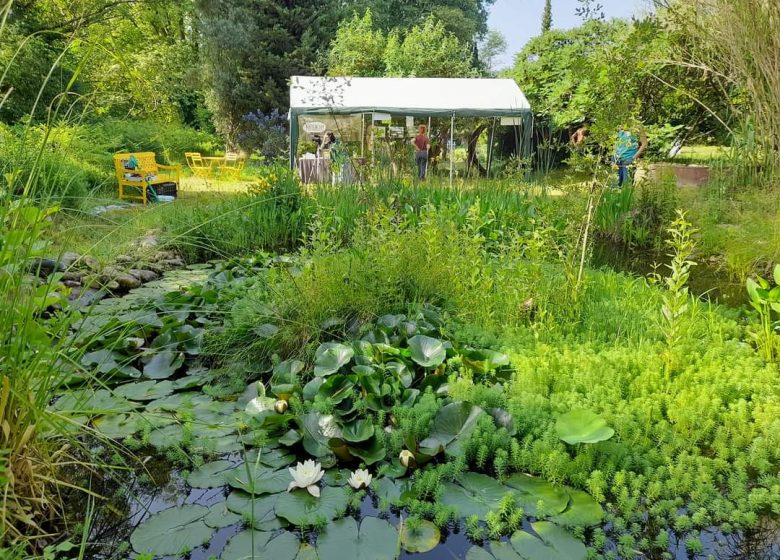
[449,113,454,187]
[361,113,365,159]
[487,117,496,179]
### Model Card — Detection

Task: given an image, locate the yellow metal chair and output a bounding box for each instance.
[220,152,245,180]
[185,152,213,180]
[113,152,180,205]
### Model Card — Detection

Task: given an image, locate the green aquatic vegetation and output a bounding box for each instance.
[745,264,780,362]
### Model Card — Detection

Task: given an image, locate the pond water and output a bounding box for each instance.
[67,262,778,560]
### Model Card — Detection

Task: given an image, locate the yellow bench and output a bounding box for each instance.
[113,152,181,205]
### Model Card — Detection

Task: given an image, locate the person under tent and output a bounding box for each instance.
[411,124,430,180]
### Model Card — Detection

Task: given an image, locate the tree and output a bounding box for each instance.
[541,0,552,33]
[478,29,507,74]
[196,0,345,147]
[384,15,473,77]
[327,9,386,77]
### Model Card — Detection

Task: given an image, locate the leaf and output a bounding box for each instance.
[143,350,185,379]
[295,543,318,560]
[225,464,291,494]
[345,434,386,465]
[114,380,174,401]
[509,521,587,560]
[550,489,603,527]
[419,402,484,456]
[245,448,297,469]
[342,419,374,443]
[373,477,402,505]
[93,413,141,439]
[462,349,510,373]
[221,530,299,560]
[555,410,614,444]
[299,413,342,458]
[254,323,280,339]
[317,516,399,560]
[129,505,213,556]
[279,429,303,446]
[400,519,440,553]
[504,474,570,517]
[407,335,446,367]
[303,377,325,401]
[773,264,780,287]
[274,486,350,526]
[204,503,242,529]
[466,545,500,560]
[226,491,283,531]
[314,342,355,377]
[440,472,508,519]
[488,408,516,436]
[320,374,356,404]
[187,460,234,489]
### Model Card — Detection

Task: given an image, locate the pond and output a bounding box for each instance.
[55,261,779,560]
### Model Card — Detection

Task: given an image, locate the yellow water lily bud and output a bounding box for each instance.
[400,449,416,468]
[274,399,289,414]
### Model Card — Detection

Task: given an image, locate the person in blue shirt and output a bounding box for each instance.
[613,125,648,187]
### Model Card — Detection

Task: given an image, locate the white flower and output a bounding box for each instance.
[399,449,415,468]
[348,468,372,490]
[287,460,324,497]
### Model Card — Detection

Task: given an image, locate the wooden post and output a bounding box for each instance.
[487,117,497,179]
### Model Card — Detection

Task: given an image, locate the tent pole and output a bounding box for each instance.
[361,113,365,158]
[487,117,496,179]
[449,113,454,187]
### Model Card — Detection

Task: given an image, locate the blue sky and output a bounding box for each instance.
[487,0,650,69]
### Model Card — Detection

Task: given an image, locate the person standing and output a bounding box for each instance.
[613,124,648,187]
[411,124,431,180]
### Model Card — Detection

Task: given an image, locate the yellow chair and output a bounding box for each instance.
[113,152,180,205]
[185,152,213,180]
[220,152,245,180]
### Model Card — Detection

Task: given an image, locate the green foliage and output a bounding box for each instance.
[328,10,387,77]
[745,264,780,363]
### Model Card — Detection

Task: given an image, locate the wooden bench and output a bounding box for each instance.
[113,152,181,205]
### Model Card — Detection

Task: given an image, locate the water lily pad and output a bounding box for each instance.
[407,335,446,367]
[93,413,141,439]
[147,392,211,412]
[295,543,318,560]
[130,504,213,556]
[550,489,603,527]
[509,521,586,560]
[226,491,283,531]
[342,419,375,443]
[275,486,349,526]
[279,429,302,446]
[466,545,500,560]
[148,423,185,449]
[52,389,137,415]
[225,463,291,494]
[441,472,508,519]
[143,350,185,379]
[299,413,342,458]
[373,477,402,504]
[114,380,174,401]
[555,410,614,445]
[221,529,299,560]
[504,474,569,517]
[187,460,234,489]
[172,368,212,390]
[419,401,484,456]
[245,448,296,469]
[314,343,355,377]
[322,468,353,487]
[204,503,242,529]
[400,519,440,553]
[317,516,399,560]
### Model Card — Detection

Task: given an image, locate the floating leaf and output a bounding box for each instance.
[143,350,185,379]
[419,401,484,456]
[295,543,318,560]
[187,460,234,489]
[373,478,402,505]
[221,530,299,560]
[204,503,242,529]
[509,521,587,560]
[462,349,510,373]
[314,343,354,377]
[93,413,141,439]
[274,486,349,526]
[407,335,446,368]
[555,410,614,444]
[466,545,499,560]
[550,489,603,527]
[226,491,283,531]
[504,474,569,517]
[299,413,342,458]
[303,377,325,401]
[114,380,174,401]
[400,519,440,553]
[317,517,399,560]
[440,472,508,519]
[129,505,213,556]
[245,448,297,469]
[341,419,374,443]
[225,463,291,494]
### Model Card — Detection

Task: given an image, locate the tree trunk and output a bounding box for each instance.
[466,124,488,177]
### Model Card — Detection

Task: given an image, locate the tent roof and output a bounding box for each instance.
[289,76,531,118]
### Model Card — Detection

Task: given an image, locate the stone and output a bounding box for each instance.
[153,250,176,262]
[105,280,120,292]
[60,252,80,269]
[63,280,82,289]
[62,271,83,282]
[164,258,185,268]
[140,236,158,248]
[70,288,108,307]
[128,269,159,283]
[115,255,134,264]
[82,256,100,271]
[29,258,63,278]
[144,263,165,275]
[114,274,141,290]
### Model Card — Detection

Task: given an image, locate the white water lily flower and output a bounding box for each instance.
[287,460,324,497]
[399,449,415,467]
[348,468,372,490]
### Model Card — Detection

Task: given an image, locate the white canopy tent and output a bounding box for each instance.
[289,76,533,181]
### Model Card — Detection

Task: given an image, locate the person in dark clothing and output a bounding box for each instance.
[411,124,430,180]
